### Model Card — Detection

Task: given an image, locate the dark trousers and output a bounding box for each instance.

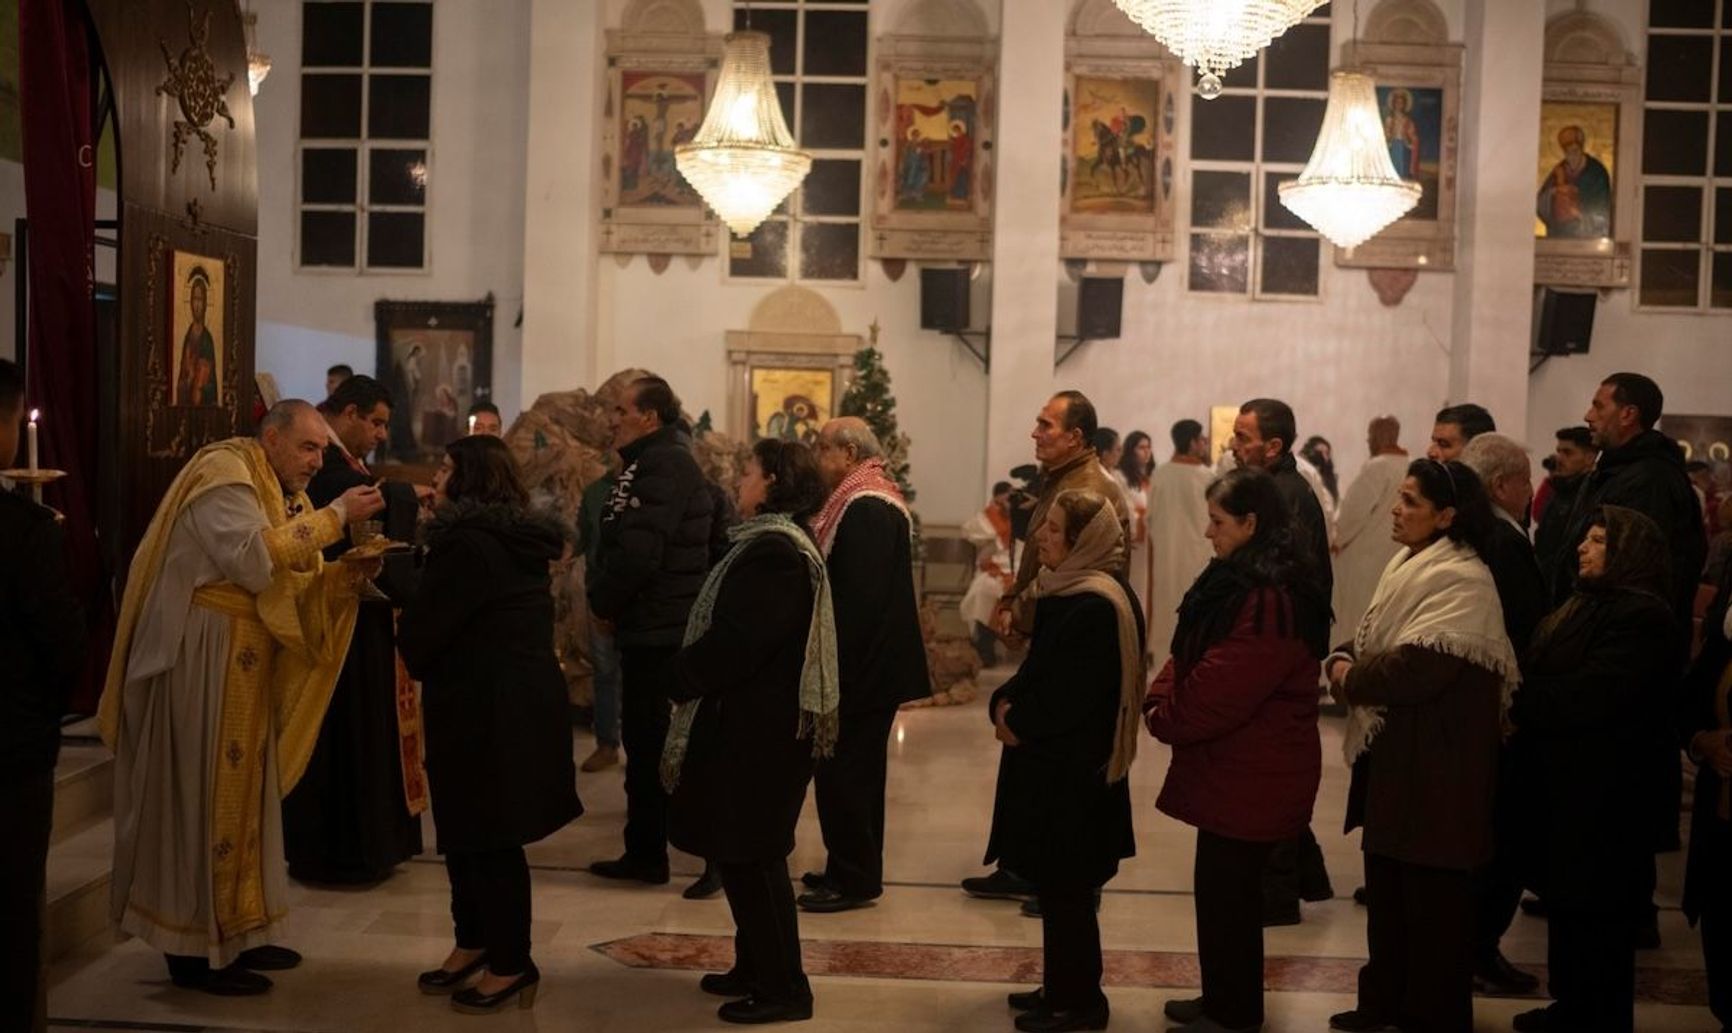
[0,771,54,1033]
[1038,882,1107,1012]
[1264,826,1332,909]
[1703,909,1732,1028]
[447,847,532,974]
[1545,906,1636,1033]
[1195,830,1275,1028]
[620,644,677,867]
[719,858,811,1005]
[1358,852,1475,1033]
[813,706,899,899]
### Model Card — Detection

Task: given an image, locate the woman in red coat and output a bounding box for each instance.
[1145,467,1329,1033]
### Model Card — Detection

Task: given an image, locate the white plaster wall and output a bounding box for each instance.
[251,0,533,411]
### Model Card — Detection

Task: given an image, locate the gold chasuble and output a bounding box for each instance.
[100,438,361,952]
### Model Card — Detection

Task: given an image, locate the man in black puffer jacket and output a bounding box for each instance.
[587,376,725,896]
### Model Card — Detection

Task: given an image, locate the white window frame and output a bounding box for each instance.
[295,0,434,275]
[1185,9,1330,302]
[725,0,869,286]
[1635,0,1731,314]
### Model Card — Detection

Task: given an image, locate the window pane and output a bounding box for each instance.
[776,82,796,133]
[368,148,427,206]
[1719,112,1732,176]
[367,211,426,268]
[1262,171,1309,230]
[735,8,797,76]
[1191,95,1255,161]
[302,147,357,203]
[301,74,362,138]
[1723,37,1732,101]
[1645,36,1714,102]
[1262,97,1326,164]
[302,2,364,67]
[1714,253,1732,309]
[1648,0,1714,27]
[371,2,433,68]
[1643,185,1703,242]
[369,75,432,139]
[729,219,790,278]
[1638,248,1700,306]
[301,210,356,267]
[1264,23,1330,91]
[1260,235,1320,296]
[800,222,860,280]
[1191,170,1252,229]
[1717,188,1732,245]
[1642,109,1709,175]
[1222,57,1258,91]
[801,159,861,216]
[803,11,868,77]
[1189,234,1250,293]
[800,84,866,149]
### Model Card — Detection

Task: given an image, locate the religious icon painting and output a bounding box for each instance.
[1535,101,1618,240]
[168,249,225,408]
[1375,85,1445,222]
[1069,76,1159,216]
[892,78,982,214]
[374,298,494,465]
[749,367,835,445]
[617,70,707,209]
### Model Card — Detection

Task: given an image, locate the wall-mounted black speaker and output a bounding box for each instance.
[1535,289,1596,356]
[920,267,971,331]
[1077,276,1123,340]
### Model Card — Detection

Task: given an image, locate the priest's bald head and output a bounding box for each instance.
[815,416,882,492]
[258,400,327,493]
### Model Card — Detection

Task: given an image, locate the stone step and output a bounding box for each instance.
[52,744,113,845]
[45,816,114,964]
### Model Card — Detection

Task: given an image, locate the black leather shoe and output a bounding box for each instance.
[800,871,832,890]
[588,856,670,884]
[170,962,273,996]
[1352,886,1368,907]
[961,869,1036,901]
[1299,875,1335,903]
[1013,1002,1109,1032]
[1007,987,1044,1011]
[1261,904,1301,928]
[1473,949,1539,996]
[1327,1009,1401,1032]
[717,995,814,1023]
[684,867,724,900]
[418,953,488,994]
[701,970,753,998]
[1164,996,1206,1023]
[451,963,540,1014]
[797,886,874,913]
[236,945,302,971]
[1511,1006,1555,1032]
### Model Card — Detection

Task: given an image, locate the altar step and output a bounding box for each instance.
[46,739,117,964]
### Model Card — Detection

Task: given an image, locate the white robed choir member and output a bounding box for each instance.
[1146,422,1217,665]
[1330,416,1409,639]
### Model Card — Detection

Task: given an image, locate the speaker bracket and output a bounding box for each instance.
[949,329,991,373]
[1055,334,1091,368]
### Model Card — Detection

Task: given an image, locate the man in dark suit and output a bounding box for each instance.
[0,358,86,1031]
[282,374,424,884]
[798,417,930,913]
[1460,432,1549,996]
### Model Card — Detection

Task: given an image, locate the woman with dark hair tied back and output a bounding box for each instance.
[1145,467,1328,1033]
[663,438,837,1024]
[1509,506,1674,1033]
[1114,430,1156,624]
[398,435,581,1013]
[1324,459,1517,1033]
[988,489,1144,1033]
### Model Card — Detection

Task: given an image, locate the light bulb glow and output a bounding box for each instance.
[1111,0,1325,97]
[1276,70,1422,250]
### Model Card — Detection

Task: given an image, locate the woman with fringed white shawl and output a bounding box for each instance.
[986,490,1145,1033]
[660,439,838,1025]
[1323,460,1519,1033]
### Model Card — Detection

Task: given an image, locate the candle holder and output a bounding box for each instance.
[1,468,69,486]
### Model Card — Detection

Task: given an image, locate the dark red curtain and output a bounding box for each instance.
[21,0,109,714]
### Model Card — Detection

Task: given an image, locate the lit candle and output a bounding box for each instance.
[27,409,38,473]
[467,414,477,436]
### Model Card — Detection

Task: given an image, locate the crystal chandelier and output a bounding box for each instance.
[243,8,271,97]
[676,31,812,238]
[1277,69,1422,251]
[1110,0,1325,98]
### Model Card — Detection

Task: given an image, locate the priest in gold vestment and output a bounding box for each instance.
[99,401,385,995]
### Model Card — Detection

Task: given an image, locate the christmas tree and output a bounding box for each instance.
[838,322,915,502]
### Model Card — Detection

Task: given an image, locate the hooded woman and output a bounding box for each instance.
[1510,506,1675,1033]
[987,489,1145,1033]
[1145,467,1328,1033]
[1324,459,1518,1033]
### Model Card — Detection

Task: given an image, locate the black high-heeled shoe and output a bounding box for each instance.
[451,962,540,1014]
[418,953,488,995]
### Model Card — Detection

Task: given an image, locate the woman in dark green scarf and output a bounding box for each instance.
[660,438,837,1025]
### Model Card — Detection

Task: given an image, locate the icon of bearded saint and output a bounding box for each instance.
[1537,125,1612,239]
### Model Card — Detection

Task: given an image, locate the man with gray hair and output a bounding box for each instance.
[1458,430,1548,997]
[799,417,930,913]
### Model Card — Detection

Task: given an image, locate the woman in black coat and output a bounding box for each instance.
[663,438,835,1025]
[1684,559,1732,1032]
[398,434,581,1013]
[988,489,1144,1033]
[1509,505,1675,1033]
